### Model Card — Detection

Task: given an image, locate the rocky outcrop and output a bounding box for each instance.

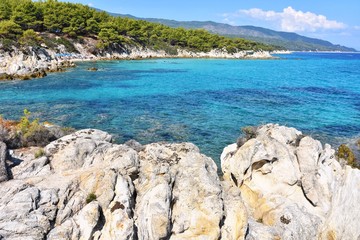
[0,124,359,239]
[0,46,75,80]
[0,128,247,239]
[0,142,8,182]
[0,39,274,81]
[222,124,360,239]
[176,49,273,59]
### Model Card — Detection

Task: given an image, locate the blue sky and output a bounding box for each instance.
[65,0,360,50]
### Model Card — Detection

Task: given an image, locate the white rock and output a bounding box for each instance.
[75,201,100,240]
[100,175,135,240]
[0,125,358,239]
[221,123,360,239]
[11,156,51,180]
[0,142,8,182]
[221,182,248,240]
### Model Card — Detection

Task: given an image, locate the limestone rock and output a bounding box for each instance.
[100,175,136,240]
[221,181,248,240]
[0,180,58,239]
[0,141,8,182]
[74,201,101,240]
[47,219,81,240]
[246,219,280,240]
[319,167,360,240]
[221,123,360,239]
[0,125,359,239]
[45,129,113,172]
[134,142,224,239]
[11,156,51,180]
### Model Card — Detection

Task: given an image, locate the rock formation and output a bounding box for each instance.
[0,39,274,81]
[0,142,8,182]
[0,124,359,239]
[0,46,75,80]
[222,124,360,239]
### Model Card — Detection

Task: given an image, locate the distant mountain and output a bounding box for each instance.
[107,11,356,52]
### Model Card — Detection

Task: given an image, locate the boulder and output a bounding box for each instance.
[221,123,360,239]
[135,142,224,239]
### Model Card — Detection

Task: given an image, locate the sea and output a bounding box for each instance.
[1,52,360,165]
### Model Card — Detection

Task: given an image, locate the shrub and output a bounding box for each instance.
[16,109,55,147]
[86,193,97,203]
[0,38,16,51]
[0,20,22,39]
[61,126,76,135]
[55,37,78,53]
[237,125,258,148]
[336,144,358,168]
[34,148,45,158]
[19,29,42,46]
[17,108,32,134]
[241,126,257,139]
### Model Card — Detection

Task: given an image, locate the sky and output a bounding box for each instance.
[65,0,360,50]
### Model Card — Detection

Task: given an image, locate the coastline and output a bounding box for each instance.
[0,45,275,81]
[0,123,359,239]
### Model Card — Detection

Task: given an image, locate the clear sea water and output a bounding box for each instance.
[1,52,360,165]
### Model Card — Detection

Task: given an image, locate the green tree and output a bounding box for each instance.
[43,0,63,33]
[0,20,23,39]
[0,0,12,21]
[11,0,43,30]
[98,27,120,47]
[19,29,42,46]
[86,18,100,34]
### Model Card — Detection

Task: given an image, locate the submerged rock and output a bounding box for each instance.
[0,124,359,239]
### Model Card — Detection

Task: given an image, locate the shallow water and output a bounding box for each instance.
[1,52,360,164]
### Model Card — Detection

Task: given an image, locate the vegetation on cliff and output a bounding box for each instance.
[337,144,359,169]
[0,109,74,148]
[0,0,275,53]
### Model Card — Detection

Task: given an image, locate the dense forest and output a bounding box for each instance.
[0,0,276,53]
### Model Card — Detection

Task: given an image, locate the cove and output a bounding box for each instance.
[0,52,360,164]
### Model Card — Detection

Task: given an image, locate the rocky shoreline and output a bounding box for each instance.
[0,123,359,239]
[0,42,274,81]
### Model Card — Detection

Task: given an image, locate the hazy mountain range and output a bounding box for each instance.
[107,11,356,52]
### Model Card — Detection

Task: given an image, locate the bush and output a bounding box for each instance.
[86,193,97,203]
[34,148,45,158]
[61,126,76,135]
[16,109,56,147]
[241,126,258,139]
[19,29,42,46]
[0,38,16,51]
[336,144,358,168]
[0,20,22,39]
[55,37,78,53]
[236,126,258,148]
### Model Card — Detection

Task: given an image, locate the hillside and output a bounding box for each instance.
[108,12,356,52]
[0,0,276,55]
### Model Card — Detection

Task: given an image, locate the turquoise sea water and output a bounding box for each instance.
[1,52,360,164]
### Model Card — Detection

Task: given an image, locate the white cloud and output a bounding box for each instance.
[226,7,346,32]
[87,3,94,7]
[221,15,236,25]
